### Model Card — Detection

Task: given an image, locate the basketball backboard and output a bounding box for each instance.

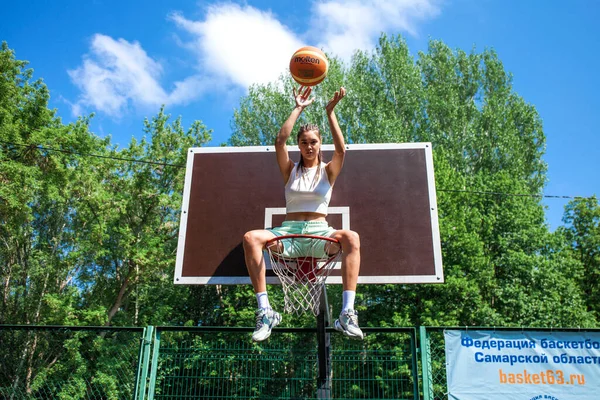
[174,143,443,285]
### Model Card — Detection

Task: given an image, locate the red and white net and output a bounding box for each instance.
[265,234,342,316]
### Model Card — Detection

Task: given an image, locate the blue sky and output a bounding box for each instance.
[2,0,598,231]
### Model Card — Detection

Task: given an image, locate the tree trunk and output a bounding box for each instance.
[105,264,133,326]
[25,333,39,394]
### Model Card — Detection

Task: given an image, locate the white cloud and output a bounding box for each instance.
[168,0,441,88]
[167,75,210,105]
[68,1,441,117]
[68,34,168,117]
[312,0,442,59]
[170,4,303,88]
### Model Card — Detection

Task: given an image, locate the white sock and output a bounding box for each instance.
[342,290,356,312]
[256,292,270,310]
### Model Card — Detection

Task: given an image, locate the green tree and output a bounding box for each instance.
[75,108,211,327]
[1,41,212,329]
[0,42,213,396]
[229,34,594,328]
[0,42,122,395]
[559,196,600,318]
[0,42,109,326]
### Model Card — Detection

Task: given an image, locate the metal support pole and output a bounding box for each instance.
[420,326,433,400]
[410,328,420,400]
[135,326,154,400]
[316,285,332,399]
[147,328,162,400]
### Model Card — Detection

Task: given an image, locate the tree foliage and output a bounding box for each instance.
[558,196,600,318]
[1,33,599,398]
[0,42,212,329]
[230,35,596,328]
[1,35,598,331]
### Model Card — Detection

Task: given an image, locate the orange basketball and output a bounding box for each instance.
[289,46,329,86]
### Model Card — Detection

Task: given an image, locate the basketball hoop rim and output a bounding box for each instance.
[266,234,340,246]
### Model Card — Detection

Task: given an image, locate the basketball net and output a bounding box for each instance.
[265,235,342,316]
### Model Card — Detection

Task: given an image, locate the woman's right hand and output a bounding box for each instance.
[294,86,315,109]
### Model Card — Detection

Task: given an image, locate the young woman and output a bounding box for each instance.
[243,85,362,342]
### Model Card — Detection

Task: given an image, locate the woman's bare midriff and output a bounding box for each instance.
[285,211,327,222]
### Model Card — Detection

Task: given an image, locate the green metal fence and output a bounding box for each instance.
[145,327,418,400]
[5,324,599,399]
[419,327,447,400]
[1,325,418,400]
[0,325,147,400]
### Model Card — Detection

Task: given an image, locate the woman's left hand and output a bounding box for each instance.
[325,87,346,113]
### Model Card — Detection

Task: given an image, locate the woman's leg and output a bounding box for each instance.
[242,229,281,341]
[330,229,363,339]
[243,229,276,294]
[330,229,361,291]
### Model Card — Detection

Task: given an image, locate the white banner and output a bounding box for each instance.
[444,330,600,400]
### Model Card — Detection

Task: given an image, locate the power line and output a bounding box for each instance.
[437,189,589,200]
[0,140,185,168]
[1,140,595,201]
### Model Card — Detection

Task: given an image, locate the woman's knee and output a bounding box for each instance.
[338,230,360,250]
[243,230,273,250]
[243,230,262,249]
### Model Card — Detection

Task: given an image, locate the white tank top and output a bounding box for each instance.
[285,162,332,215]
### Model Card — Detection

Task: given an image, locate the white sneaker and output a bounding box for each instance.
[252,308,281,342]
[334,309,364,340]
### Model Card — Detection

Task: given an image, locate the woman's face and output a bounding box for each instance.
[297,130,321,161]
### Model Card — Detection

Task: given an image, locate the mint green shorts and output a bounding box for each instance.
[268,221,337,259]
